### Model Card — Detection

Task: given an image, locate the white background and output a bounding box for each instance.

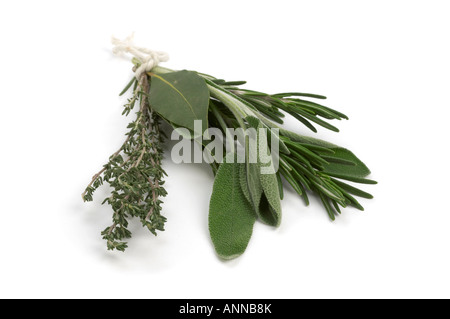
[1,0,449,299]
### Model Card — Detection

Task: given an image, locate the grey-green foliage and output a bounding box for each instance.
[209,162,256,260]
[242,117,281,227]
[259,172,282,227]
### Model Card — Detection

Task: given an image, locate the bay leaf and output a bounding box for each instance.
[149,70,209,133]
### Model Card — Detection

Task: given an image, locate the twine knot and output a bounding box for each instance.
[112,33,169,78]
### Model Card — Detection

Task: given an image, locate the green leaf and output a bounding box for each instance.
[331,178,374,199]
[259,172,282,227]
[291,99,349,120]
[289,112,318,132]
[319,192,336,221]
[119,77,137,96]
[149,70,209,133]
[253,116,291,154]
[324,172,377,185]
[272,92,327,99]
[294,108,340,132]
[244,117,263,215]
[223,80,247,86]
[239,163,252,204]
[321,155,357,166]
[276,173,284,200]
[238,162,263,218]
[320,148,371,178]
[279,129,338,148]
[209,162,257,260]
[240,162,282,227]
[279,130,374,180]
[245,117,282,227]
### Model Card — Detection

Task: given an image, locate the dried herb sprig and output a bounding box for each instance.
[82,74,167,251]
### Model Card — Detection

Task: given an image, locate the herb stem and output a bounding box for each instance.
[81,133,131,201]
[81,168,106,200]
[209,101,229,134]
[108,223,117,235]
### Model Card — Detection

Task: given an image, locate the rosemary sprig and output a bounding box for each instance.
[196,74,376,222]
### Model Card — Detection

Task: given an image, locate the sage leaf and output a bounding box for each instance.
[240,164,281,227]
[239,116,263,217]
[209,162,256,260]
[280,130,372,179]
[239,163,263,215]
[321,148,371,178]
[254,116,291,154]
[239,163,252,204]
[149,70,209,133]
[276,172,284,200]
[244,119,263,216]
[259,172,282,227]
[244,116,282,226]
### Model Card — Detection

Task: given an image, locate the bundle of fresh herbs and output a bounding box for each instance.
[83,35,376,259]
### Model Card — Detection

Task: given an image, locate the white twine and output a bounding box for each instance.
[111,33,169,79]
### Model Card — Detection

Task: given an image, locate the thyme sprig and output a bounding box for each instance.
[82,75,167,251]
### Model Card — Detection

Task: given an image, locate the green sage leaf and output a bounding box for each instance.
[239,163,252,204]
[240,164,282,227]
[244,117,282,227]
[244,117,263,215]
[259,172,282,227]
[321,148,371,178]
[209,162,257,260]
[149,70,209,133]
[279,130,373,180]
